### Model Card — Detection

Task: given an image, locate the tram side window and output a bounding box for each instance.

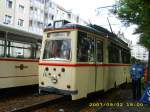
[121,50,131,64]
[126,52,131,63]
[8,42,32,59]
[77,31,94,62]
[24,44,32,58]
[121,51,126,63]
[108,44,120,63]
[0,40,4,57]
[36,44,41,59]
[88,36,95,62]
[97,40,103,62]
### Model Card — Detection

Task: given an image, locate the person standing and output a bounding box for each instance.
[137,64,144,98]
[130,62,144,100]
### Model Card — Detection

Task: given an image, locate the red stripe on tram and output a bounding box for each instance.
[0,58,39,62]
[39,62,130,67]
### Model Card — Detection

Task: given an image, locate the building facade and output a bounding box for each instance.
[0,0,30,31]
[117,31,132,48]
[117,31,149,61]
[55,5,68,21]
[131,45,149,61]
[29,0,45,34]
[0,0,87,35]
[44,0,56,27]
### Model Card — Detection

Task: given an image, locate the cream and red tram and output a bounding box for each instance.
[39,20,131,100]
[0,24,41,89]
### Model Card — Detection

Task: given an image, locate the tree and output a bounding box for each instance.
[112,0,150,81]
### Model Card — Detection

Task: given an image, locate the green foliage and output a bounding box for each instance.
[112,0,150,49]
[139,33,150,49]
[113,0,150,81]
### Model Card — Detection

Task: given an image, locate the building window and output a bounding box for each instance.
[34,7,37,11]
[49,2,52,7]
[51,15,54,20]
[45,13,48,19]
[18,19,24,26]
[76,16,79,23]
[18,4,24,12]
[29,20,33,27]
[30,6,33,10]
[68,14,71,19]
[41,0,45,4]
[37,21,43,28]
[56,10,59,14]
[4,15,12,24]
[6,0,13,8]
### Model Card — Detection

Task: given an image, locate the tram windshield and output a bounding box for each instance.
[43,39,71,61]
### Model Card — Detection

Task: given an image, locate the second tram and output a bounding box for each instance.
[0,24,41,89]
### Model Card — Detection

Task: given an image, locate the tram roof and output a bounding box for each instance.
[0,23,42,43]
[45,23,129,49]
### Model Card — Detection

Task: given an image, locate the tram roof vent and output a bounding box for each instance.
[53,20,70,28]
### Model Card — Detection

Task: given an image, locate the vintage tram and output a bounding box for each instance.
[39,20,131,100]
[0,24,41,89]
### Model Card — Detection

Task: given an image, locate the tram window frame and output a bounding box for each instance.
[87,35,95,62]
[36,44,41,59]
[77,31,95,62]
[6,41,37,59]
[43,39,71,61]
[96,40,103,62]
[0,39,5,57]
[127,52,131,64]
[108,43,120,63]
[121,49,131,64]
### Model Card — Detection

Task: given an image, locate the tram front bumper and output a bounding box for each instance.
[39,86,78,95]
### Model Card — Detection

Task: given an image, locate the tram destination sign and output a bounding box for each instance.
[47,32,70,38]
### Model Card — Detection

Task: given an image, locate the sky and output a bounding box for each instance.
[54,0,139,45]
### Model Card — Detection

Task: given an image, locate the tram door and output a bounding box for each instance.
[95,39,104,91]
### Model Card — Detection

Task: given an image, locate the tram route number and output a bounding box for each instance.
[89,102,143,107]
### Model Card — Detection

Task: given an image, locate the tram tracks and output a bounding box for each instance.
[10,94,63,112]
[0,92,64,112]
